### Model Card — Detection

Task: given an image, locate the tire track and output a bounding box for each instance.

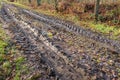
[0,3,120,80]
[22,8,120,54]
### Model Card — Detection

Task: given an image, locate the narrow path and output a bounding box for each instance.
[0,3,120,80]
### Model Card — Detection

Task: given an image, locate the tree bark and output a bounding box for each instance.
[10,0,14,2]
[28,0,31,4]
[54,0,59,12]
[95,0,100,22]
[37,0,41,6]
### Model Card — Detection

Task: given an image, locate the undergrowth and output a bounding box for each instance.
[0,23,28,80]
[6,1,120,41]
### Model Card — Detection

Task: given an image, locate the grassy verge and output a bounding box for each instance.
[6,1,120,40]
[80,21,120,39]
[0,23,28,80]
[32,9,120,40]
[0,24,8,54]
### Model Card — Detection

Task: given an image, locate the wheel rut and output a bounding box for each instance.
[0,3,120,80]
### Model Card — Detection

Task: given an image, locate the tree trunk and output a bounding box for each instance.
[37,0,41,6]
[95,0,100,22]
[28,0,31,4]
[54,0,59,12]
[10,0,14,2]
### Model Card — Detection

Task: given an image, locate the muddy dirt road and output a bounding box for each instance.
[0,3,120,80]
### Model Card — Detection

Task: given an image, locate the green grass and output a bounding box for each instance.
[0,23,10,79]
[0,23,28,80]
[0,41,7,53]
[84,22,120,39]
[0,2,29,79]
[89,22,120,34]
[15,54,30,80]
[0,24,8,54]
[14,57,26,80]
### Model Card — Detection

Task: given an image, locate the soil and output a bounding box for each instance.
[0,3,120,80]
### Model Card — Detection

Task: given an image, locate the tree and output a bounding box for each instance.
[28,0,31,4]
[54,0,59,12]
[95,0,100,22]
[37,0,41,6]
[9,0,14,2]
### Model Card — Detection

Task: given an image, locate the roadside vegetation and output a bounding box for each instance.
[0,23,28,80]
[5,0,120,41]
